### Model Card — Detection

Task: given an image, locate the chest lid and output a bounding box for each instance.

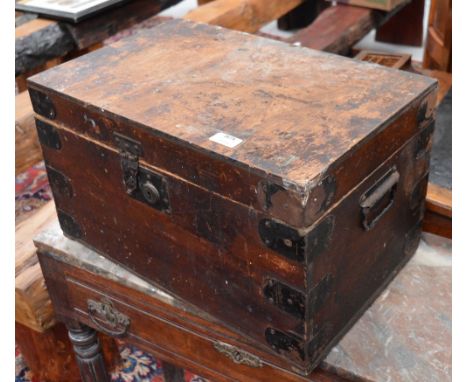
[28,19,437,228]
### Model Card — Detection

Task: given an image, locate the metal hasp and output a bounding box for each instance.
[114,132,171,213]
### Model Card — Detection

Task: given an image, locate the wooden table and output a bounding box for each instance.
[35,223,451,382]
[15,0,182,89]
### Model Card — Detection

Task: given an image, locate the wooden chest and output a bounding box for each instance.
[28,19,437,374]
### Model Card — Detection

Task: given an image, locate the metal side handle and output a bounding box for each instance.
[360,168,400,231]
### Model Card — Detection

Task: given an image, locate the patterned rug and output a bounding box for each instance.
[15,163,208,382]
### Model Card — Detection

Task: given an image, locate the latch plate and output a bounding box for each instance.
[114,132,170,213]
[134,167,171,213]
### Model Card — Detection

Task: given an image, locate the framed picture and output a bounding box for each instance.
[15,0,130,23]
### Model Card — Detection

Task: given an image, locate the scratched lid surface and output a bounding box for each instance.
[28,19,437,226]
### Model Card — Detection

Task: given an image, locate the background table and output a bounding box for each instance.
[35,223,451,382]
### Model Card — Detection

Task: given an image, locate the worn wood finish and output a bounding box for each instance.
[15,201,121,380]
[287,3,409,55]
[16,201,56,331]
[423,0,452,72]
[36,226,451,381]
[37,234,348,381]
[28,19,436,226]
[29,19,437,373]
[16,92,43,175]
[332,0,409,11]
[185,0,302,33]
[15,0,182,77]
[16,321,119,382]
[16,321,82,382]
[375,0,425,46]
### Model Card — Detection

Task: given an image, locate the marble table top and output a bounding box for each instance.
[35,224,451,382]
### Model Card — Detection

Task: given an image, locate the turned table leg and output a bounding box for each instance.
[67,323,110,382]
[162,361,185,382]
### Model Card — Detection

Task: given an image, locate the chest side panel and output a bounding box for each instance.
[301,122,433,368]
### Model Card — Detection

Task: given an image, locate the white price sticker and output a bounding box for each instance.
[209,132,243,148]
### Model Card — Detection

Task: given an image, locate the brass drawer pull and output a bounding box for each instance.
[213,341,263,368]
[87,298,130,337]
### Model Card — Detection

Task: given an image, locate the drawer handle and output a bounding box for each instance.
[213,341,263,368]
[360,168,400,231]
[87,298,130,337]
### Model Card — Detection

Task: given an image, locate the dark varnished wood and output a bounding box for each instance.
[423,0,452,72]
[35,226,451,381]
[35,116,433,371]
[375,0,425,46]
[287,3,410,55]
[37,238,349,381]
[16,321,82,382]
[28,19,437,227]
[16,322,119,382]
[162,361,186,382]
[29,19,438,373]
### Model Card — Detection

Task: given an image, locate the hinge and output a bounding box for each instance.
[258,219,306,262]
[264,279,305,319]
[264,328,305,361]
[113,132,171,213]
[259,215,334,263]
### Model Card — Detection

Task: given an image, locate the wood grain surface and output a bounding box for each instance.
[28,19,436,194]
[185,0,302,33]
[16,92,43,175]
[16,201,57,331]
[36,225,451,381]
